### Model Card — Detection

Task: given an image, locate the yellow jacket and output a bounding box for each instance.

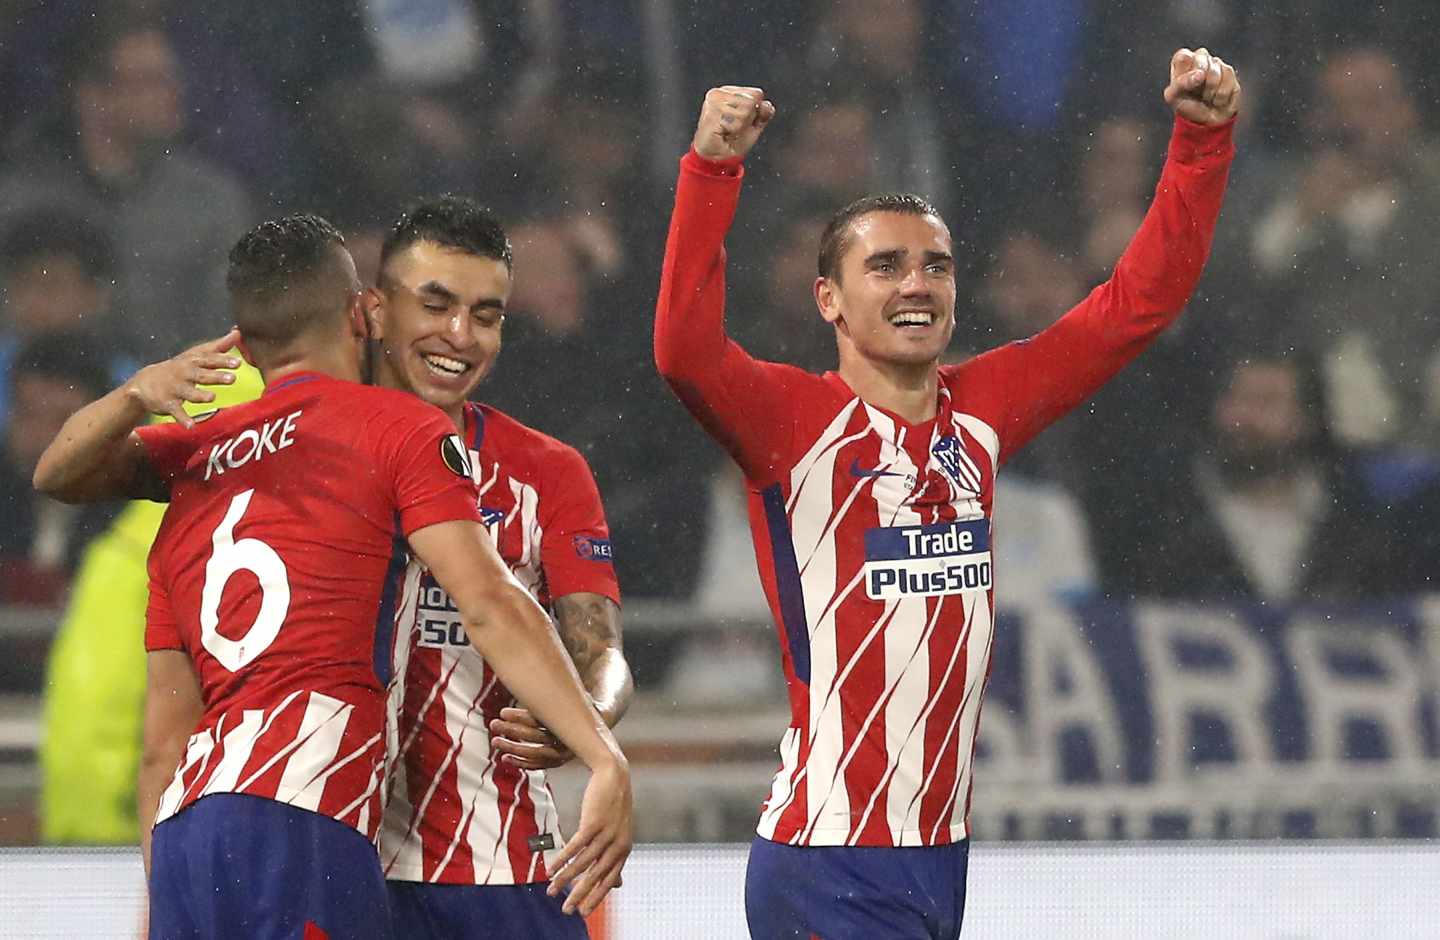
[39,365,263,843]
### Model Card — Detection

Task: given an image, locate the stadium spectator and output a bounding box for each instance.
[0,10,249,354]
[0,209,136,431]
[800,0,957,209]
[1247,44,1440,450]
[487,220,710,598]
[1134,348,1393,602]
[39,365,264,846]
[0,333,118,604]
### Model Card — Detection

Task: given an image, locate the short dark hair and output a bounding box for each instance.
[378,195,512,277]
[818,193,943,281]
[11,331,112,401]
[226,214,353,350]
[0,209,115,282]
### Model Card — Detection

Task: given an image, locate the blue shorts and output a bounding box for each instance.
[387,880,589,938]
[745,835,969,940]
[148,793,391,940]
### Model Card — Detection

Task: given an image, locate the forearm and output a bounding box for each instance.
[33,386,156,502]
[1105,115,1236,320]
[555,592,632,727]
[462,582,623,772]
[653,150,744,383]
[137,744,181,877]
[583,648,633,727]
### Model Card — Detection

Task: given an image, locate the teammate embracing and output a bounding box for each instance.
[366,197,632,935]
[655,50,1239,938]
[34,214,632,938]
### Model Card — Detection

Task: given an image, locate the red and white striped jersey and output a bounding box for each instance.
[380,402,620,884]
[656,116,1235,846]
[140,373,482,840]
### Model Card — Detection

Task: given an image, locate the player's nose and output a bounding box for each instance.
[898,267,931,296]
[444,312,476,346]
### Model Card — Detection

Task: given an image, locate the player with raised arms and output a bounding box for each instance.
[34,214,631,937]
[654,50,1239,938]
[367,196,632,937]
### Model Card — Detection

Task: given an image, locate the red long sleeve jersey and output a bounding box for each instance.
[379,402,620,884]
[655,116,1234,847]
[140,373,482,840]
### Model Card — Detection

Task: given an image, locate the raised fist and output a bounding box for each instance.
[1164,48,1241,125]
[692,86,776,161]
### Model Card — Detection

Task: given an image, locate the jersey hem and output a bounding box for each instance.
[381,860,550,886]
[753,821,970,847]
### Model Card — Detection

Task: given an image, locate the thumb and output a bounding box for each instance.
[755,99,776,129]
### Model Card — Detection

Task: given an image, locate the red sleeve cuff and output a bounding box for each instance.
[682,148,745,179]
[1168,113,1237,164]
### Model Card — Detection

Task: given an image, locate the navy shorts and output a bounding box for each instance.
[387,880,589,938]
[148,793,391,940]
[745,835,969,940]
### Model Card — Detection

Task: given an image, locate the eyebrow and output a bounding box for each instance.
[862,249,955,266]
[417,280,506,312]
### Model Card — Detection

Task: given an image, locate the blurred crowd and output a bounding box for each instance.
[2,0,1440,613]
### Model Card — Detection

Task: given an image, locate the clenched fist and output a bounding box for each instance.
[692,86,776,162]
[1164,48,1241,124]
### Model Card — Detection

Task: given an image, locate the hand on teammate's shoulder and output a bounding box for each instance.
[1163,47,1241,124]
[692,85,777,161]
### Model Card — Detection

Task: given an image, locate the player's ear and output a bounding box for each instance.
[346,291,371,341]
[361,286,386,340]
[815,275,842,326]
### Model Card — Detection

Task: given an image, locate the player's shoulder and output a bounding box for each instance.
[339,383,455,432]
[473,403,590,468]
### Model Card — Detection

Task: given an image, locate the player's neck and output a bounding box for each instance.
[837,352,939,424]
[260,343,361,388]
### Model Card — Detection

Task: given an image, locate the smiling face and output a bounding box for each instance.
[370,240,511,421]
[816,210,957,369]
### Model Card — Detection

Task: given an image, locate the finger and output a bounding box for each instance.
[1193,48,1210,77]
[193,369,237,387]
[1203,57,1224,106]
[491,738,565,763]
[567,859,623,916]
[568,838,630,916]
[167,402,194,429]
[193,351,244,371]
[198,328,242,354]
[497,707,541,727]
[555,843,608,912]
[548,835,602,897]
[717,85,764,102]
[1171,48,1195,80]
[488,720,550,743]
[755,99,777,128]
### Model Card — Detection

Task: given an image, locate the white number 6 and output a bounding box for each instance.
[200,488,291,672]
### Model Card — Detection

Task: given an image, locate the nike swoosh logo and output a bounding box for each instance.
[849,458,903,479]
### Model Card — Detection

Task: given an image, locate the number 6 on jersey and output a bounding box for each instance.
[200,488,291,671]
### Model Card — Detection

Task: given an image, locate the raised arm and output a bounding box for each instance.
[957,49,1241,462]
[406,519,631,916]
[33,331,242,503]
[655,87,802,476]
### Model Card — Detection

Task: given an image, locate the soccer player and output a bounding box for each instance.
[363,197,632,936]
[34,215,631,937]
[654,51,1239,938]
